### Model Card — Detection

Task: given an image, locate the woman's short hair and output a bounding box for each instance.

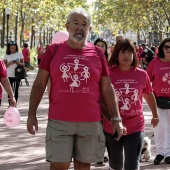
[6,41,19,55]
[109,38,138,68]
[94,38,108,60]
[157,38,170,58]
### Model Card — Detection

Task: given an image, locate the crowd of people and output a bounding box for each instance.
[1,7,170,170]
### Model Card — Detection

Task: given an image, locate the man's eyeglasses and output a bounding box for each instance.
[163,45,170,50]
[9,41,16,45]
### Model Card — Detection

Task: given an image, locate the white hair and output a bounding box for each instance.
[67,8,92,26]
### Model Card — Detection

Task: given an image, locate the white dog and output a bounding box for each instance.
[140,136,151,161]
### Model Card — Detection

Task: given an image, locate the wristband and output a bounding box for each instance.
[152,117,159,119]
[110,117,122,124]
[9,96,15,99]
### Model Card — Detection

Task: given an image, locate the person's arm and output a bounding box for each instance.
[28,50,30,58]
[3,59,14,68]
[13,58,25,66]
[27,68,49,135]
[143,92,159,128]
[1,77,16,106]
[100,76,127,140]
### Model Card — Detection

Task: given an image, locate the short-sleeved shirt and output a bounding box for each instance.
[103,67,152,135]
[146,57,170,98]
[22,47,30,62]
[39,41,109,122]
[0,59,8,99]
[4,52,24,77]
[37,47,44,59]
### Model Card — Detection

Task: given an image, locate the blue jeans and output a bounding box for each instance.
[104,131,144,170]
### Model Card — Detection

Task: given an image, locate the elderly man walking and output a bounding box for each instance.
[27,8,126,170]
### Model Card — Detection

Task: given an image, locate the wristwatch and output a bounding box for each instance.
[110,117,122,123]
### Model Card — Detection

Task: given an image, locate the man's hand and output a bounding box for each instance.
[112,121,127,141]
[27,115,38,135]
[151,117,159,128]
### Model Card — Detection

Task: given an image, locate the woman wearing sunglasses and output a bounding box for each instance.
[147,38,170,165]
[3,41,24,103]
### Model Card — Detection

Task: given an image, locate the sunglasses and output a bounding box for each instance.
[9,41,16,45]
[163,45,170,50]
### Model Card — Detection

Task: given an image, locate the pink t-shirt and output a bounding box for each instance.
[37,47,44,59]
[22,47,30,62]
[0,59,8,99]
[146,57,170,98]
[39,41,109,122]
[103,67,152,135]
[138,46,143,55]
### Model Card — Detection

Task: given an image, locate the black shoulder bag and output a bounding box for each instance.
[156,96,170,109]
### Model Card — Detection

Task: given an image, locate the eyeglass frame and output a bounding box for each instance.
[163,44,170,50]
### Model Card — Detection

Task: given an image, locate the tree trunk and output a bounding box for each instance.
[148,32,152,47]
[20,9,25,47]
[137,29,140,45]
[30,18,34,49]
[159,31,163,44]
[46,27,49,45]
[43,29,45,45]
[33,30,36,47]
[1,9,5,48]
[15,13,18,43]
[39,28,42,44]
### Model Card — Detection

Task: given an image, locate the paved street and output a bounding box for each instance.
[0,69,170,170]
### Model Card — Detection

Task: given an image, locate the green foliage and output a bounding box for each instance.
[0,0,169,50]
[0,48,6,59]
[29,48,38,70]
[93,0,170,36]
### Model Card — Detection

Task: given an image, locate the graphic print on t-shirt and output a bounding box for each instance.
[115,83,139,114]
[59,56,90,92]
[162,72,170,85]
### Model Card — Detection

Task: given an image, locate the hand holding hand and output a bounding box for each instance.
[112,121,127,141]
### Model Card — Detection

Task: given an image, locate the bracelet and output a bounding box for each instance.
[110,117,122,124]
[152,117,159,119]
[9,96,15,99]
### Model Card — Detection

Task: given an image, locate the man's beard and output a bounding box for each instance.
[72,32,87,43]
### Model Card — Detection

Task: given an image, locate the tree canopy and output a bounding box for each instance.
[0,0,170,47]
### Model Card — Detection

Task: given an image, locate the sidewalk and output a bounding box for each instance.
[0,70,169,170]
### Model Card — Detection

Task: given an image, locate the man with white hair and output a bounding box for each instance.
[27,8,126,170]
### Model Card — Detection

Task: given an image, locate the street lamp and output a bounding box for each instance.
[5,7,11,44]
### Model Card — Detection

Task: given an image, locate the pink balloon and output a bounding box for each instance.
[4,107,20,128]
[52,31,69,44]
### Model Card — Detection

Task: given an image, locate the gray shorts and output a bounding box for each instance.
[46,120,105,163]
